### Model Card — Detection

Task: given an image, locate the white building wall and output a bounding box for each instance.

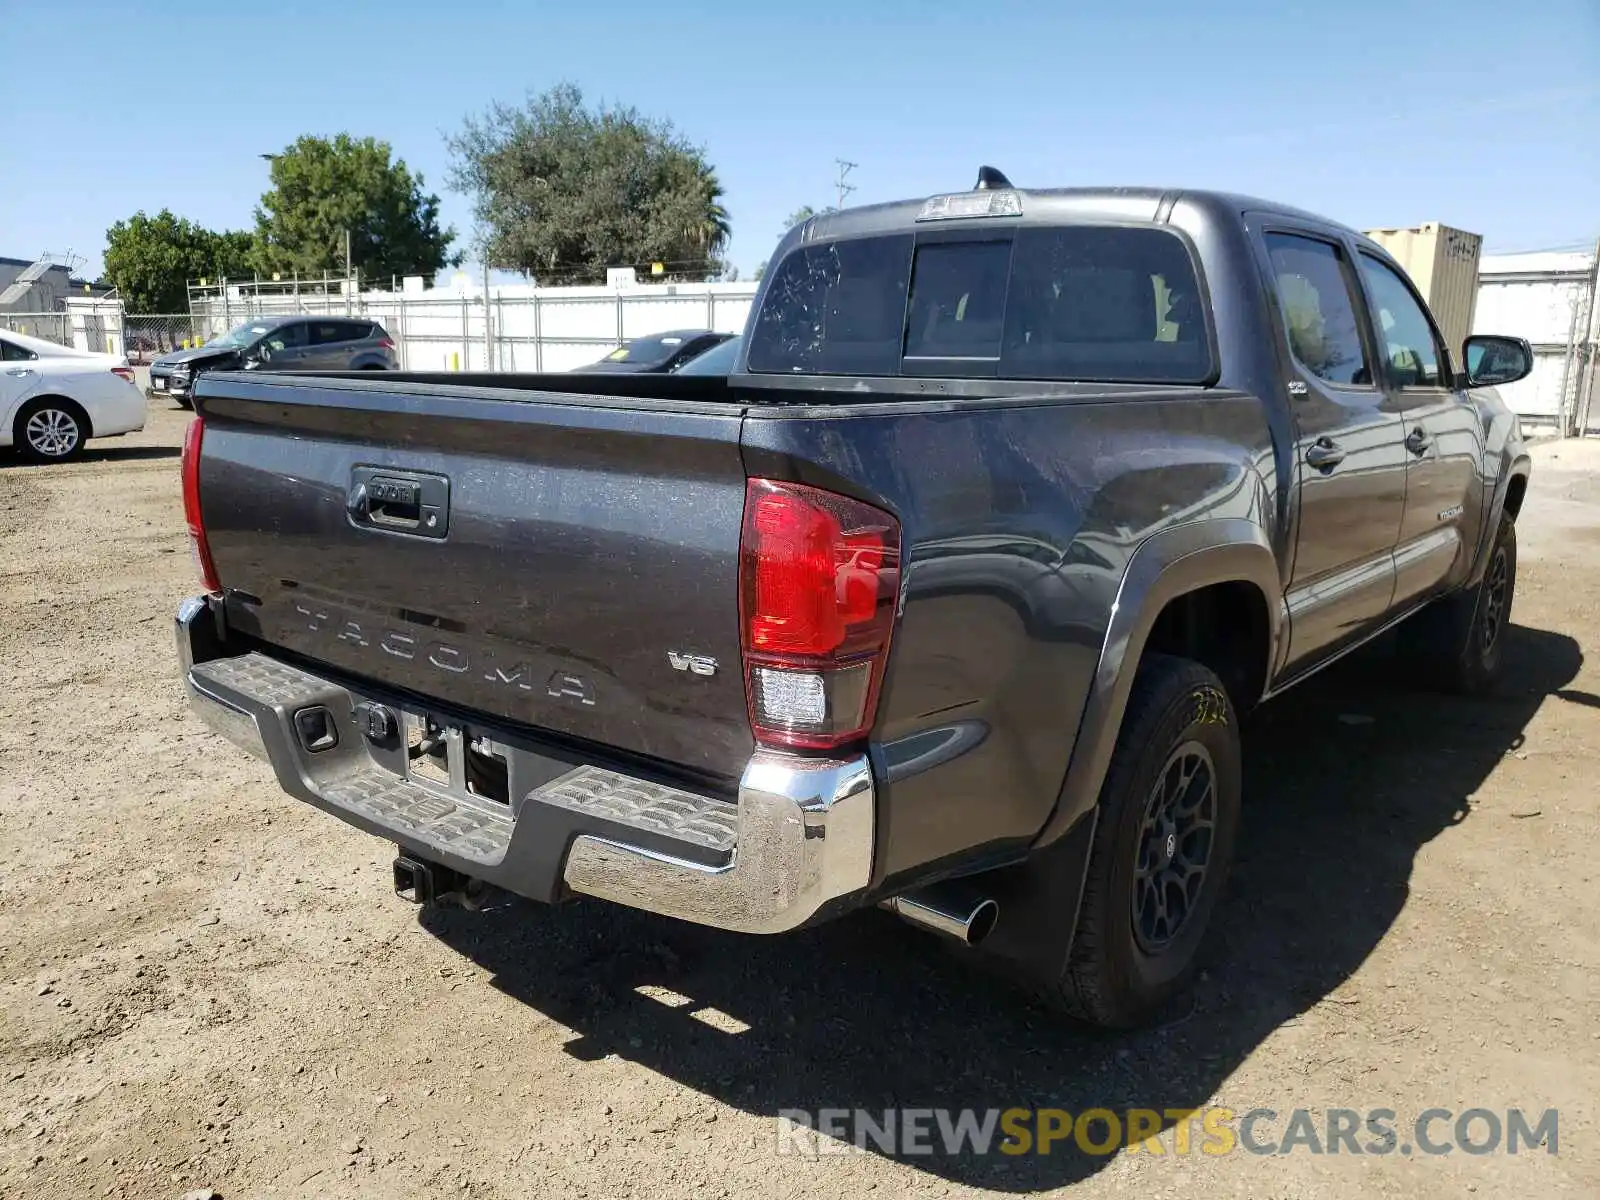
[1473,251,1597,429]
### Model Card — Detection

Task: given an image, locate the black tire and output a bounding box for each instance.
[1055,654,1242,1028]
[14,397,88,464]
[1402,517,1517,694]
[174,395,194,410]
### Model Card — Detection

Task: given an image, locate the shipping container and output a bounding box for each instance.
[1364,222,1483,358]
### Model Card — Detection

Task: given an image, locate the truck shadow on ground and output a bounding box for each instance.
[0,445,180,469]
[421,622,1581,1192]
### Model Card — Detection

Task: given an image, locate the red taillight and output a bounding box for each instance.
[111,366,135,383]
[379,337,396,350]
[181,416,221,594]
[739,478,901,751]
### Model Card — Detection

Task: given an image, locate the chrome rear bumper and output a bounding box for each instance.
[175,596,874,933]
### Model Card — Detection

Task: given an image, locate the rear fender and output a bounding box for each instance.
[1031,517,1285,850]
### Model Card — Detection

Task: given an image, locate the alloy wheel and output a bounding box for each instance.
[24,407,81,459]
[1132,740,1217,953]
[1481,547,1509,655]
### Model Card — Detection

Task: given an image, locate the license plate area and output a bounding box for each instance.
[404,712,459,791]
[402,711,510,805]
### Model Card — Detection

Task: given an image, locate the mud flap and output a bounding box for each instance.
[972,808,1098,978]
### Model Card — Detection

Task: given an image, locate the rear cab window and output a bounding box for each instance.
[747,223,1212,384]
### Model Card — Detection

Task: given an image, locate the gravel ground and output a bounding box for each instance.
[2,401,1597,1199]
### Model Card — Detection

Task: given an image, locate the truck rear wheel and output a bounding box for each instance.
[1055,654,1241,1028]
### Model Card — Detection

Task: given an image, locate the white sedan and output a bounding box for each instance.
[0,330,147,463]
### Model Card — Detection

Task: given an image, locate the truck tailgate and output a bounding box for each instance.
[194,375,754,781]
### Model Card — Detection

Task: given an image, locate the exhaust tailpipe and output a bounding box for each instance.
[883,886,999,946]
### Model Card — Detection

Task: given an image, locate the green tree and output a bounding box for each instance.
[103,210,255,312]
[446,83,731,282]
[254,134,456,284]
[212,230,256,279]
[785,205,834,229]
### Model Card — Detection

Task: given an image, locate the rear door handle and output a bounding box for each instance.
[5,368,33,377]
[1305,438,1346,471]
[1405,427,1433,455]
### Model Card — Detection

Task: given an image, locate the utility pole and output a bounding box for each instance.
[834,159,858,211]
[343,227,353,316]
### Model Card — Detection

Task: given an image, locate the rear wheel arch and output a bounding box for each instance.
[1144,580,1273,714]
[14,393,93,438]
[1033,520,1283,851]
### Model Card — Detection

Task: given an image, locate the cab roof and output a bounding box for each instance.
[796,185,1365,245]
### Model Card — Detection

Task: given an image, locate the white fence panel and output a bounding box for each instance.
[1474,277,1589,347]
[1491,350,1573,420]
[178,281,766,374]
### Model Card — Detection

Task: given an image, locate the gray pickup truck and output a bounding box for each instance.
[174,171,1534,1027]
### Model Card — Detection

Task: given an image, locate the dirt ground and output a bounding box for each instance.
[2,401,1597,1199]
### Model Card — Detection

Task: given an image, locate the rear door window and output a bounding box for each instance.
[310,321,350,345]
[1264,233,1373,387]
[747,225,1210,383]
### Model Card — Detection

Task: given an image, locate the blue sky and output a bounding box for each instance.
[3,0,1596,282]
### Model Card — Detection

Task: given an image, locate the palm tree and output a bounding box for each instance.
[694,162,731,260]
[650,156,730,278]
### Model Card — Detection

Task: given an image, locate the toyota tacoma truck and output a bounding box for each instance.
[174,172,1534,1027]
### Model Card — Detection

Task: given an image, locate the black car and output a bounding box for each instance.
[672,334,742,375]
[576,330,734,373]
[149,315,396,407]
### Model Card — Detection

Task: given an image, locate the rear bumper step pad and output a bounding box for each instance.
[176,596,873,933]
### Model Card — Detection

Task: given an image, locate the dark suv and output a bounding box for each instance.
[150,315,396,407]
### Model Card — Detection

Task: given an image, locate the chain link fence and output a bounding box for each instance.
[121,313,211,363]
[0,311,72,345]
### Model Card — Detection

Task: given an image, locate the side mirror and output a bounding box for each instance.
[1463,335,1533,389]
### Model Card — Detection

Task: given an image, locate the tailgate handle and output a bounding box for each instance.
[367,479,422,527]
[347,468,450,539]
